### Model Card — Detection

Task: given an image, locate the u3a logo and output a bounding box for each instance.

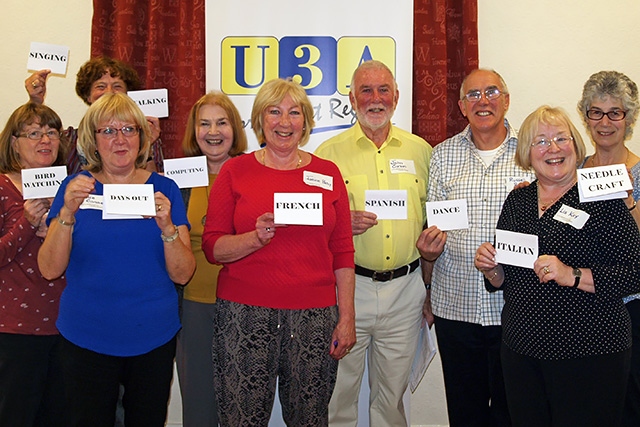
[221,36,396,96]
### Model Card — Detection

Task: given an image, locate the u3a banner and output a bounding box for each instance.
[221,36,396,96]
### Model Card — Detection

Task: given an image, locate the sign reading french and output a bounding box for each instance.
[273,192,323,225]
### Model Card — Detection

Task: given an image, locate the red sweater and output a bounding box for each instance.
[0,175,65,335]
[202,154,354,309]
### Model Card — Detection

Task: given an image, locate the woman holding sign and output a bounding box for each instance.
[37,92,195,426]
[578,70,640,427]
[176,91,247,427]
[0,102,68,425]
[202,78,355,426]
[474,105,640,427]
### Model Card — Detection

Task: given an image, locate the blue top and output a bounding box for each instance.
[47,171,189,356]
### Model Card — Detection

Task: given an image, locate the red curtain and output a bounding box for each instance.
[413,0,479,146]
[91,0,206,160]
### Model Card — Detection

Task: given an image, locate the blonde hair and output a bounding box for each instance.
[77,93,151,172]
[516,105,586,170]
[251,78,315,146]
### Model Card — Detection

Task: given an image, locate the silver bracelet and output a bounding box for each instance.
[161,226,179,243]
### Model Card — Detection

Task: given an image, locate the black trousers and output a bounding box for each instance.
[434,316,511,427]
[623,299,640,427]
[60,335,176,427]
[0,333,66,427]
[501,344,630,427]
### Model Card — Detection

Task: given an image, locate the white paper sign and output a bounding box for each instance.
[409,324,437,393]
[495,229,538,269]
[127,89,169,118]
[364,190,407,220]
[274,193,323,225]
[21,166,67,199]
[27,42,69,75]
[425,199,469,231]
[553,204,590,230]
[102,184,155,216]
[577,164,631,202]
[164,156,208,188]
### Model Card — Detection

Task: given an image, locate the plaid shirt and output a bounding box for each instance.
[428,120,534,326]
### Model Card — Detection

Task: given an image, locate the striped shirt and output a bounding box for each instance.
[428,120,535,326]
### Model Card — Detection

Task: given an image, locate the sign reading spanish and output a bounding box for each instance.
[127,89,169,118]
[494,229,538,269]
[102,184,155,217]
[577,163,631,202]
[27,42,69,75]
[425,199,469,231]
[21,165,67,199]
[273,192,323,225]
[164,156,208,188]
[364,190,407,220]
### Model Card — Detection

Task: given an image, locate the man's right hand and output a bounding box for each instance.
[351,210,378,235]
[416,225,446,261]
[25,69,51,104]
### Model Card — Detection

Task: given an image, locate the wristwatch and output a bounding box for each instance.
[572,267,582,288]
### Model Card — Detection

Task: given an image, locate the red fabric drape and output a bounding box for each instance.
[413,0,479,146]
[91,0,206,160]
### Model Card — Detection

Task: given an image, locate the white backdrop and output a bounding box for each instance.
[205,1,415,425]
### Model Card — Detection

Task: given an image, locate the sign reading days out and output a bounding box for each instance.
[127,89,169,118]
[494,229,538,269]
[102,184,156,217]
[27,42,69,75]
[364,190,407,220]
[21,166,67,199]
[164,156,209,188]
[425,199,469,231]
[273,193,323,225]
[577,163,632,202]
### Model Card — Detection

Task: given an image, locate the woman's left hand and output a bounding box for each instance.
[534,255,573,286]
[153,192,174,234]
[329,318,356,361]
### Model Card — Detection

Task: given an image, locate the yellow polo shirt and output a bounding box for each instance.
[315,123,431,271]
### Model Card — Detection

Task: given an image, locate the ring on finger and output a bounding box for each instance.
[266,227,271,232]
[31,81,38,88]
[543,266,550,275]
[156,204,162,211]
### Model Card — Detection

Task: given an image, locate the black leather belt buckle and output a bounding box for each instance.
[372,270,395,282]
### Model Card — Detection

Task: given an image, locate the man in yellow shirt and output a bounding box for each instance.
[315,60,432,427]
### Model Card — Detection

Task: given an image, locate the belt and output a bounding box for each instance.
[355,259,420,282]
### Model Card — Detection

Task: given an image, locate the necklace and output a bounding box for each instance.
[590,148,629,168]
[261,149,302,169]
[538,180,576,211]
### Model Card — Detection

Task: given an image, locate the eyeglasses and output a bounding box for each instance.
[95,126,140,138]
[586,109,626,121]
[531,135,573,150]
[18,129,61,141]
[463,87,504,102]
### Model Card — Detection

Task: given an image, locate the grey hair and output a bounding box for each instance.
[459,68,509,100]
[349,60,398,93]
[577,70,639,140]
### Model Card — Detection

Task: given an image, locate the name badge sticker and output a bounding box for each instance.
[127,89,169,118]
[505,175,534,191]
[553,204,590,229]
[164,156,209,188]
[21,165,67,199]
[27,42,69,75]
[103,184,155,217]
[425,199,469,231]
[389,159,416,174]
[303,171,333,191]
[364,190,408,220]
[79,194,103,210]
[274,193,323,225]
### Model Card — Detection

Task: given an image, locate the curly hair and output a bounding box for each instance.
[577,70,639,140]
[75,57,142,105]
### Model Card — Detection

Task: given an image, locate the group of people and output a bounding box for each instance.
[1,53,639,427]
